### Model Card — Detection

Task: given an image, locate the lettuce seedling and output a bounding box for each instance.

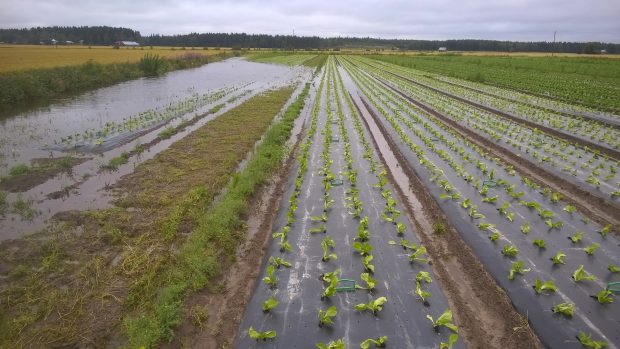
[359,272,377,291]
[415,281,432,304]
[489,232,501,242]
[577,331,608,349]
[533,279,557,294]
[316,339,345,349]
[262,297,279,312]
[269,256,292,268]
[594,289,613,304]
[321,236,337,262]
[353,241,373,256]
[584,243,600,256]
[317,306,337,327]
[508,261,530,280]
[409,246,429,264]
[502,244,519,257]
[427,308,458,333]
[310,223,327,234]
[520,222,530,234]
[396,222,406,236]
[551,251,566,265]
[609,264,620,273]
[416,271,432,284]
[551,302,574,317]
[363,255,375,274]
[563,205,576,213]
[440,334,459,349]
[533,239,546,249]
[569,232,583,244]
[361,336,388,349]
[599,224,612,237]
[262,265,278,289]
[388,238,417,250]
[355,296,388,316]
[248,326,276,341]
[322,272,339,299]
[573,265,596,282]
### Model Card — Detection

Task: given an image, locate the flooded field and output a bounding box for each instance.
[0,58,311,239]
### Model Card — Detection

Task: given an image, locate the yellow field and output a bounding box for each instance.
[0,45,231,72]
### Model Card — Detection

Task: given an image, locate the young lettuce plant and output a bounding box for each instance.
[317,306,337,327]
[360,336,388,349]
[269,256,292,268]
[316,339,345,349]
[440,334,459,349]
[593,289,613,304]
[489,231,501,242]
[577,331,608,349]
[310,223,327,234]
[584,243,600,256]
[322,273,339,300]
[520,222,530,234]
[262,297,279,312]
[396,222,406,236]
[501,244,519,257]
[416,271,432,284]
[573,265,596,282]
[409,246,429,264]
[533,239,546,249]
[599,224,612,237]
[262,265,278,289]
[353,241,373,256]
[388,238,417,250]
[426,308,458,333]
[248,326,276,341]
[552,302,575,317]
[551,251,567,265]
[508,261,530,280]
[355,296,388,316]
[609,264,620,273]
[415,281,432,305]
[358,272,377,291]
[533,279,557,294]
[321,236,337,262]
[363,255,375,274]
[569,232,584,244]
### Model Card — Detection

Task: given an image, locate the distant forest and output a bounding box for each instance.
[1,26,618,53]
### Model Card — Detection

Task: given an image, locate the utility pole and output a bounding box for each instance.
[552,30,556,57]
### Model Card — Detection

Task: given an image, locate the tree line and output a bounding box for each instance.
[1,26,617,53]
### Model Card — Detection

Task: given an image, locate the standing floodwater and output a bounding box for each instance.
[0,58,310,240]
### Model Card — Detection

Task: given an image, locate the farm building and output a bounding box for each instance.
[438,47,447,52]
[114,41,140,47]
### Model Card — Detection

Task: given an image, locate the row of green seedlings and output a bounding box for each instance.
[354,62,620,281]
[356,57,619,197]
[314,63,396,348]
[362,57,619,151]
[348,58,614,249]
[311,61,459,349]
[247,71,327,341]
[56,84,245,146]
[348,58,618,284]
[344,58,614,347]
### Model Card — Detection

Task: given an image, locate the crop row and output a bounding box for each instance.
[365,58,620,149]
[341,56,618,348]
[350,57,620,199]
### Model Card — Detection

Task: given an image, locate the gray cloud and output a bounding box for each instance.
[1,0,618,42]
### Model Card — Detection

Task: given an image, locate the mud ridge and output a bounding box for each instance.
[350,91,543,349]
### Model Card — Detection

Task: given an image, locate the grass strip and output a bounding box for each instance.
[123,82,310,347]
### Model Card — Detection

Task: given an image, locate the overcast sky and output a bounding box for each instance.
[1,0,619,43]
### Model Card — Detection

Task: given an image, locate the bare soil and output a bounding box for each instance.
[353,94,543,349]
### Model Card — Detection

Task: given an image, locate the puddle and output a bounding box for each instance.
[0,58,312,240]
